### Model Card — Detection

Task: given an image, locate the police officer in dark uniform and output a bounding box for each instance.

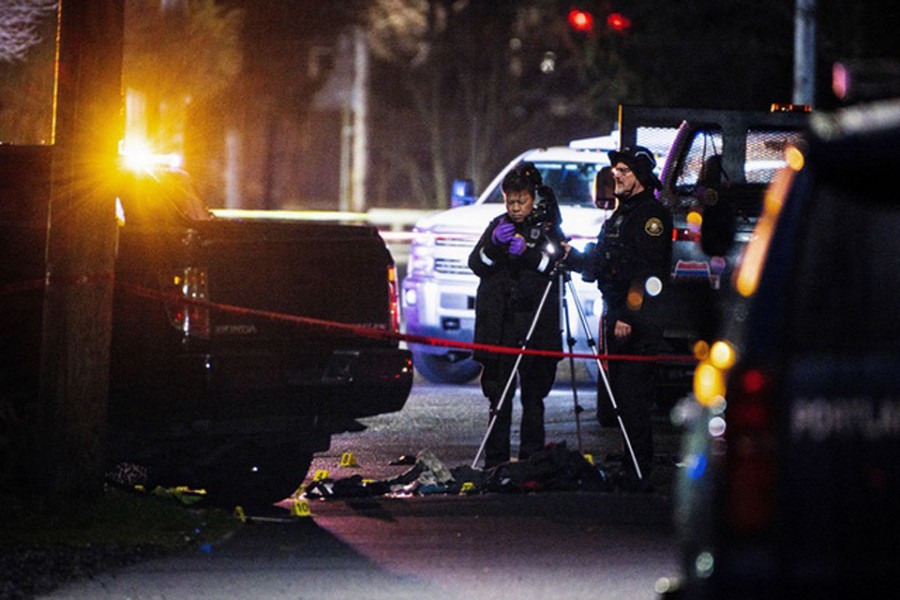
[468,163,565,469]
[566,146,672,487]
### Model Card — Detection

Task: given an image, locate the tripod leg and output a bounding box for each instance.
[472,272,558,469]
[565,276,644,481]
[559,271,584,454]
[594,306,616,427]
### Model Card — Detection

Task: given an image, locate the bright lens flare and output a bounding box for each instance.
[645,276,663,297]
[119,140,183,172]
[686,210,703,233]
[709,341,736,370]
[694,361,726,407]
[735,167,796,297]
[785,145,805,171]
[121,141,154,171]
[627,287,644,310]
[693,340,710,361]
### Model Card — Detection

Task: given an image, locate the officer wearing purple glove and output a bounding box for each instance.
[508,233,526,256]
[491,220,516,245]
[467,162,564,468]
[492,221,527,256]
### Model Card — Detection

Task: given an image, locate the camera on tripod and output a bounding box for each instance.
[524,184,566,260]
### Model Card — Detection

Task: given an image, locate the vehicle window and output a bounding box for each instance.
[634,125,678,166]
[677,129,723,188]
[745,129,804,184]
[484,161,600,207]
[788,178,900,354]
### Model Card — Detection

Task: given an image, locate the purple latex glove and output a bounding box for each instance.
[508,234,526,256]
[491,221,516,245]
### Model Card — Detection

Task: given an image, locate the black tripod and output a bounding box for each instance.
[472,263,644,481]
[560,267,585,455]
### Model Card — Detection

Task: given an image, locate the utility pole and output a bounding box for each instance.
[36,0,124,503]
[339,26,369,213]
[350,25,369,213]
[794,0,816,107]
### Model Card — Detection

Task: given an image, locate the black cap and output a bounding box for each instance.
[502,161,543,194]
[608,145,662,190]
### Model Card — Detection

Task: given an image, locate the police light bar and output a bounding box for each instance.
[769,103,811,113]
[569,130,620,151]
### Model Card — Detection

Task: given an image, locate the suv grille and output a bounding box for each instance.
[434,257,472,275]
[435,236,475,248]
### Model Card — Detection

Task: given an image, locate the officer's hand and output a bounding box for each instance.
[614,320,632,340]
[491,221,516,245]
[509,234,526,256]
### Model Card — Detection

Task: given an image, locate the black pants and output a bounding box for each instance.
[480,354,558,469]
[604,318,660,480]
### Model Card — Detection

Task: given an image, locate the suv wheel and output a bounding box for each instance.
[413,353,481,384]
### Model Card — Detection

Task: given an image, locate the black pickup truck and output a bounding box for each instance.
[0,145,412,506]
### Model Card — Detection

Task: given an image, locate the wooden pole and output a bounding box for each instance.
[36,0,124,503]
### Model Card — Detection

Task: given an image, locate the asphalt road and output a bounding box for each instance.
[41,371,688,599]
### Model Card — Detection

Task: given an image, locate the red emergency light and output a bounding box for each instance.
[568,9,595,33]
[607,12,631,32]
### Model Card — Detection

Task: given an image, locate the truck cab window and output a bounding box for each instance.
[745,129,804,184]
[677,129,723,189]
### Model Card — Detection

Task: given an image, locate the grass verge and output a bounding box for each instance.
[0,486,243,599]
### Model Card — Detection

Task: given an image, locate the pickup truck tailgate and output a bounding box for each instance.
[202,219,394,348]
[111,216,410,424]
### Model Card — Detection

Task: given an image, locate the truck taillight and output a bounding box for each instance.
[724,367,776,534]
[674,211,703,241]
[673,227,701,242]
[387,265,400,334]
[164,267,210,339]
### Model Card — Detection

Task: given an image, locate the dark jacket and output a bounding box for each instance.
[568,189,672,327]
[467,214,563,364]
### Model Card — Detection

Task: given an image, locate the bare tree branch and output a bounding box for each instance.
[0,0,57,63]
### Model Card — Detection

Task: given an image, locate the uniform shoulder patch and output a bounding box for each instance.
[644,217,664,236]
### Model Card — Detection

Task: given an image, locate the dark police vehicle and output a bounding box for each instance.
[665,95,900,598]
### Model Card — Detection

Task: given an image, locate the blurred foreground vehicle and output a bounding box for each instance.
[668,94,900,598]
[0,147,412,507]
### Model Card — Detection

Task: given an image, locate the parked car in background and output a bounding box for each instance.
[666,95,900,598]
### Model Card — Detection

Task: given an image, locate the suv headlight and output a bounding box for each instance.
[408,232,435,277]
